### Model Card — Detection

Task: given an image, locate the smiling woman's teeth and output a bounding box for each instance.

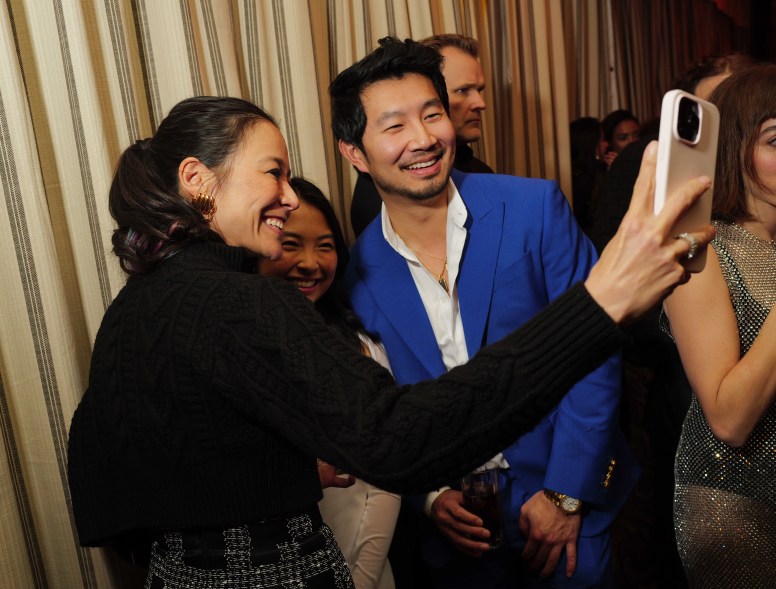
[294,280,315,288]
[265,218,284,230]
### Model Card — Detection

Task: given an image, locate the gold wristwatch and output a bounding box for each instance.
[543,489,582,515]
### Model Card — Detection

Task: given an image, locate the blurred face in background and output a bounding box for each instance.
[440,46,487,144]
[610,119,640,153]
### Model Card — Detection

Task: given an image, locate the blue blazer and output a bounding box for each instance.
[345,170,638,569]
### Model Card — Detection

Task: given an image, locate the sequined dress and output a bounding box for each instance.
[673,221,776,587]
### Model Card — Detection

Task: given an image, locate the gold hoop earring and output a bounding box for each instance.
[192,177,216,221]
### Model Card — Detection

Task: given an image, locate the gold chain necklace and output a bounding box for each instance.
[404,243,448,292]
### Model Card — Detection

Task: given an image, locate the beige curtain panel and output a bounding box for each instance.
[0,1,736,587]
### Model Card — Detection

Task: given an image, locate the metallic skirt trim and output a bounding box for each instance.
[144,512,354,589]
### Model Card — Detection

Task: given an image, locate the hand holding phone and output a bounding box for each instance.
[653,90,719,272]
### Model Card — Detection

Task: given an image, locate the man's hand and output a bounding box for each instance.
[317,460,355,489]
[519,490,581,578]
[430,489,491,557]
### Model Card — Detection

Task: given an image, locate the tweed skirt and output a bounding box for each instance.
[145,507,354,589]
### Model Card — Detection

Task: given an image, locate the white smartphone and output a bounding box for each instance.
[653,89,719,272]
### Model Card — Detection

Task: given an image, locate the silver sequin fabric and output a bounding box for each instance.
[674,221,776,587]
[144,513,354,589]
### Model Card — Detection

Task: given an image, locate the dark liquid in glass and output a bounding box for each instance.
[463,489,501,547]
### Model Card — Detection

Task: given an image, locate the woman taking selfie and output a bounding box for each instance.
[67,96,712,589]
[663,64,776,587]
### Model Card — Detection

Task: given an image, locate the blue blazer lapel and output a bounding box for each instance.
[453,170,504,356]
[355,227,446,378]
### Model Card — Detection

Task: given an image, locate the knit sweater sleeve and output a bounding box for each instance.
[195,276,627,494]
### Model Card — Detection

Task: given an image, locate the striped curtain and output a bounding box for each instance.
[570,0,740,123]
[0,1,593,587]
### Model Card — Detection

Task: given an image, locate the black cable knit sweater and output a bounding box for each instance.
[68,241,626,547]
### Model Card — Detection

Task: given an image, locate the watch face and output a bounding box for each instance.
[562,497,581,512]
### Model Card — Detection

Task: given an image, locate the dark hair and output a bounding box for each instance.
[288,177,371,351]
[329,36,449,152]
[672,53,755,94]
[709,64,776,223]
[601,109,639,144]
[569,117,605,226]
[110,96,276,274]
[419,33,479,59]
[570,117,602,173]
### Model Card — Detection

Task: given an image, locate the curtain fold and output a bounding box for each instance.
[481,0,572,196]
[570,0,740,124]
[0,1,112,584]
[0,1,742,587]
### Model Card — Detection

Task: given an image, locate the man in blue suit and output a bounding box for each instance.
[331,37,638,588]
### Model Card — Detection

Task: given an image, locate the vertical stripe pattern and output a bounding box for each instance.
[202,0,228,95]
[132,0,163,128]
[243,0,265,106]
[104,0,142,141]
[0,84,50,589]
[180,0,204,95]
[271,0,301,175]
[53,0,112,309]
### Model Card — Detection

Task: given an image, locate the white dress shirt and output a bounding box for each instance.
[381,181,508,515]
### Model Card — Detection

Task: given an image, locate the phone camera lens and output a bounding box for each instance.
[677,97,701,143]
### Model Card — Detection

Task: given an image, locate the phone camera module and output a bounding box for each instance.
[676,96,701,144]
